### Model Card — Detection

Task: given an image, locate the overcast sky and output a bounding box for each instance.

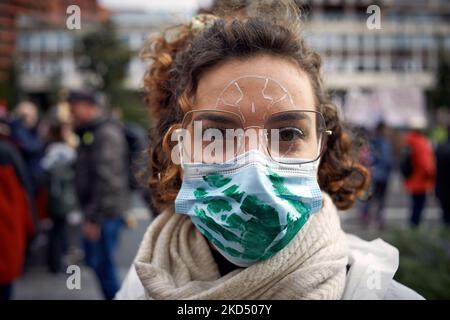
[99,0,213,13]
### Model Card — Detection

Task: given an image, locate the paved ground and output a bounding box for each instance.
[11,172,444,299]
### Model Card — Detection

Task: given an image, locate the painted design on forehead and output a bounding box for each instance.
[214,75,296,124]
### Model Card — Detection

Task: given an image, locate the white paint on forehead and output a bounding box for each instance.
[214,75,296,124]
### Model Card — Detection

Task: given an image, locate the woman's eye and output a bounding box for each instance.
[279,127,305,141]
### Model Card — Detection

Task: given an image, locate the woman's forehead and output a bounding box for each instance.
[194,55,316,118]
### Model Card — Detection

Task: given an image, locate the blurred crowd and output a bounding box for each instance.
[358,118,450,230]
[0,91,148,300]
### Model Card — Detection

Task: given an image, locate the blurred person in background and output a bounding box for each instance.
[68,90,129,300]
[435,124,450,227]
[430,108,449,148]
[0,103,11,140]
[112,106,156,217]
[9,102,45,197]
[41,119,77,273]
[401,119,436,227]
[360,122,393,230]
[111,106,147,189]
[0,129,34,300]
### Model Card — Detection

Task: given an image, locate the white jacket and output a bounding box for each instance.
[115,233,424,300]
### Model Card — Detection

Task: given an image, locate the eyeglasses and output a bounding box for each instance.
[175,109,331,165]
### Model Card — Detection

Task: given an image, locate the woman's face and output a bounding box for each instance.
[183,55,321,164]
[178,56,322,255]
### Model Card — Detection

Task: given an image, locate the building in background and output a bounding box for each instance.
[5,0,450,126]
[300,0,450,128]
[111,10,183,89]
[6,0,109,109]
[10,2,183,110]
[0,0,48,85]
[0,0,109,105]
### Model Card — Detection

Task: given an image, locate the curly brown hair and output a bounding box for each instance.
[141,2,370,214]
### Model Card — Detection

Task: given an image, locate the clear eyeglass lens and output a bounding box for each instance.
[180,110,325,164]
[265,111,325,163]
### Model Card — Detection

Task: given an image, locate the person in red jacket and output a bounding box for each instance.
[0,137,34,300]
[403,124,436,227]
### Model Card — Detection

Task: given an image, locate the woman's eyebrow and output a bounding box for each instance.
[267,112,312,124]
[191,113,240,125]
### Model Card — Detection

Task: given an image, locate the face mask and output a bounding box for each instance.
[174,150,323,267]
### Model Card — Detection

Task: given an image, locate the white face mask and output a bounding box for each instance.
[175,150,323,267]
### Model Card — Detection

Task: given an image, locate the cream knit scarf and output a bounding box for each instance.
[134,193,349,299]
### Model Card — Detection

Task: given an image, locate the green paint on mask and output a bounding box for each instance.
[193,170,312,263]
[224,212,246,232]
[267,170,310,217]
[258,170,312,259]
[195,192,283,261]
[261,211,309,259]
[204,198,232,214]
[203,174,232,188]
[223,184,244,202]
[194,187,208,199]
[196,224,242,257]
[238,195,284,260]
[194,206,241,243]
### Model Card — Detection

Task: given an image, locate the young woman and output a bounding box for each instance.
[117,1,423,300]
